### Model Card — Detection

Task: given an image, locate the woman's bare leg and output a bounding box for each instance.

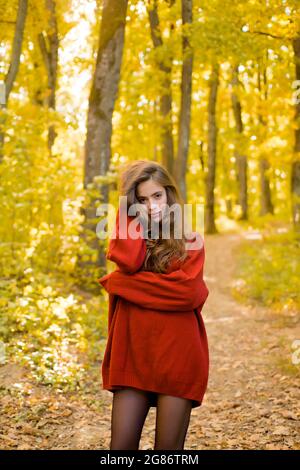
[154,394,192,450]
[110,387,152,450]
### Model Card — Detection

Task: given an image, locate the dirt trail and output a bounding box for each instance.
[0,231,299,450]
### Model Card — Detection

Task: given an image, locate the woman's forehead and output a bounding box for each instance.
[137,179,165,197]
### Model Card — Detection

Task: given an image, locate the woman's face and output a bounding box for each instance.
[136,179,167,222]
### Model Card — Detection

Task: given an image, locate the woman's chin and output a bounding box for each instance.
[150,212,162,222]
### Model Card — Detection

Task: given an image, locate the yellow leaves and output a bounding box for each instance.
[233,227,300,312]
[1,268,104,391]
[45,324,63,336]
[25,247,35,258]
[52,304,70,321]
[23,285,33,295]
[41,286,54,297]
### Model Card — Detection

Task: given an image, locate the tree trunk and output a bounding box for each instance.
[257,54,274,216]
[37,0,59,153]
[292,35,300,232]
[37,0,63,228]
[0,0,28,163]
[205,62,219,234]
[147,0,175,175]
[78,0,128,286]
[174,0,193,203]
[259,157,274,215]
[231,64,248,220]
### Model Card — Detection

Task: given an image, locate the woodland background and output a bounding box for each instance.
[0,0,299,450]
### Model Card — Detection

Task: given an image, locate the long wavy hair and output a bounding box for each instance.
[117,160,190,273]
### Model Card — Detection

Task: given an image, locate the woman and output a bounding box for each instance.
[97,160,210,450]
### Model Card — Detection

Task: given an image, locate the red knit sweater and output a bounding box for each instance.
[97,207,210,408]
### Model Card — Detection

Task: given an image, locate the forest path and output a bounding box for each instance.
[0,230,299,450]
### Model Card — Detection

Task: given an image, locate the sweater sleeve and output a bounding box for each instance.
[106,206,147,274]
[98,233,209,312]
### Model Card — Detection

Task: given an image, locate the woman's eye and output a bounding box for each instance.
[138,194,161,203]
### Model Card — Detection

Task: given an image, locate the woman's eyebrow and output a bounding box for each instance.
[138,191,162,199]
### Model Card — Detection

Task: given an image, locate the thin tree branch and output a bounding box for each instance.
[247,29,287,41]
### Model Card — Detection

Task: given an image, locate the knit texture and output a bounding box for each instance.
[97,206,210,408]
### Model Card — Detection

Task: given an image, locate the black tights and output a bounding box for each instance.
[109,387,192,450]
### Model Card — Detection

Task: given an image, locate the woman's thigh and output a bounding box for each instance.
[154,394,192,450]
[110,387,152,450]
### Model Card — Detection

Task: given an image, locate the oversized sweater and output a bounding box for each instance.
[97,207,210,408]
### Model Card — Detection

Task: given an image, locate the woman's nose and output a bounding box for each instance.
[150,201,159,211]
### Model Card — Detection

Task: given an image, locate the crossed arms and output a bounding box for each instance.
[98,242,209,312]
